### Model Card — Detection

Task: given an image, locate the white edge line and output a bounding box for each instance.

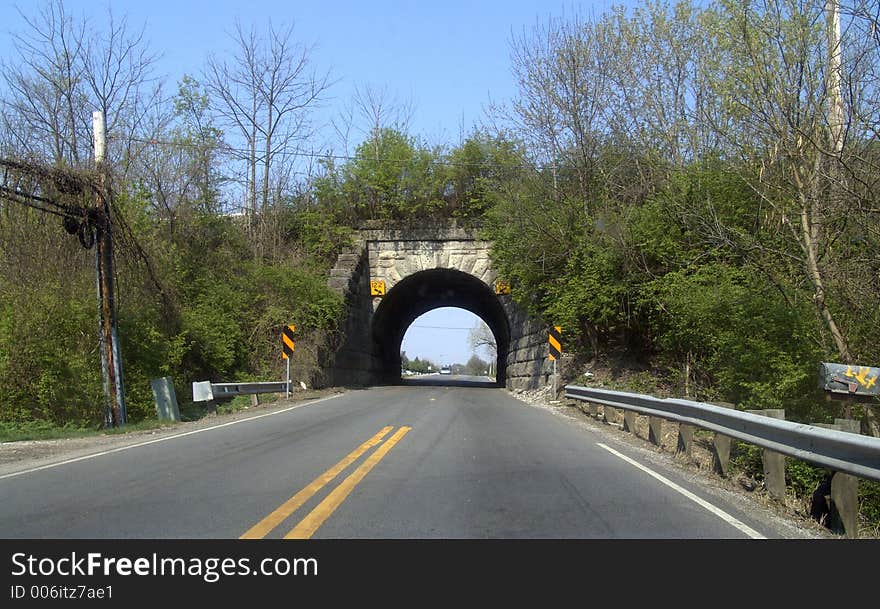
[596,442,767,539]
[0,393,344,481]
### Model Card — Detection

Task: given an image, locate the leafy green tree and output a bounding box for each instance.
[172,75,225,212]
[446,132,526,222]
[464,354,489,376]
[316,128,442,222]
[642,263,824,416]
[314,128,526,226]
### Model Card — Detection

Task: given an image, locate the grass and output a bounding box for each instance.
[0,392,291,444]
[0,417,178,443]
[0,420,96,443]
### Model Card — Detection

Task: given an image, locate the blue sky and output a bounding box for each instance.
[0,0,624,366]
[1,0,622,146]
[402,307,491,368]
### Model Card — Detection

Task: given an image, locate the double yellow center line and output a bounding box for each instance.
[241,425,411,539]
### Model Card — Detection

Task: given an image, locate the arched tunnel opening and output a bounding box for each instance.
[371,268,510,386]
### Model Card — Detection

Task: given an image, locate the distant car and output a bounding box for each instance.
[439,368,451,375]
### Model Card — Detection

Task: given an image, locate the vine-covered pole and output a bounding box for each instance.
[93,111,127,427]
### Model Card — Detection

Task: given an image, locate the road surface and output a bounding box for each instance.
[0,377,817,538]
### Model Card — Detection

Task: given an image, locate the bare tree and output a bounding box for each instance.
[1,0,159,170]
[127,75,226,232]
[205,22,262,217]
[489,12,622,287]
[324,83,417,220]
[468,319,498,378]
[343,84,414,153]
[696,0,880,435]
[468,320,497,359]
[205,20,331,220]
[83,6,160,179]
[1,0,88,165]
[505,11,612,200]
[702,0,860,360]
[606,1,714,167]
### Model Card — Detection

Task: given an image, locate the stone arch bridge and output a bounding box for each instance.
[317,224,554,390]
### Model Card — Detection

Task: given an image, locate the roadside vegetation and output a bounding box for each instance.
[1,0,878,530]
[474,0,880,532]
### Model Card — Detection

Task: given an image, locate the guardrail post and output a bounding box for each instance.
[623,410,637,435]
[830,418,861,539]
[603,404,618,425]
[745,409,786,501]
[571,399,598,419]
[677,423,694,457]
[711,402,735,477]
[648,416,663,447]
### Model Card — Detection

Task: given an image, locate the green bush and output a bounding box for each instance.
[0,198,342,428]
[641,263,825,421]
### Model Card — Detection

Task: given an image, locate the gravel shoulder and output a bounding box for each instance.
[0,388,345,479]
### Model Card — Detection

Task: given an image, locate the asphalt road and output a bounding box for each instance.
[0,377,813,538]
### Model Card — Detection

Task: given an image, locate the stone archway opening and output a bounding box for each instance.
[371,268,510,386]
[320,226,550,391]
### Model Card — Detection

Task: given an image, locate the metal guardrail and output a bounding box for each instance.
[192,380,290,402]
[564,385,880,484]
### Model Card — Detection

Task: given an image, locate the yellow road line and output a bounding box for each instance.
[284,426,412,539]
[240,426,394,539]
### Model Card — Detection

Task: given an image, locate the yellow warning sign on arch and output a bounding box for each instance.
[495,280,511,295]
[370,280,386,296]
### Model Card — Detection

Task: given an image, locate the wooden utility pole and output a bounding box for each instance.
[826,0,845,157]
[93,111,127,427]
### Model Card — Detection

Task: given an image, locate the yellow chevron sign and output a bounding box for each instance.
[495,280,511,295]
[282,324,295,359]
[548,326,562,361]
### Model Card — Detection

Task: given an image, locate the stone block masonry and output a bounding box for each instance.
[316,224,554,391]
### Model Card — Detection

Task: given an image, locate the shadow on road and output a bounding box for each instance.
[400,375,499,389]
